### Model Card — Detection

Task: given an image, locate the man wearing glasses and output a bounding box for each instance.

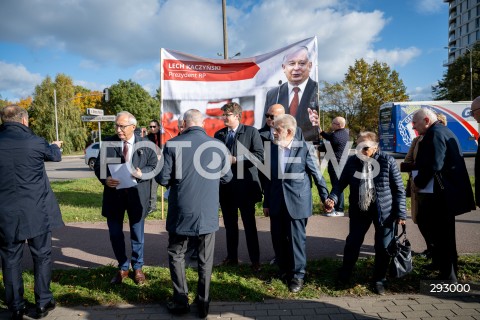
[318,117,349,217]
[147,120,162,214]
[94,111,158,286]
[214,102,264,271]
[471,96,480,207]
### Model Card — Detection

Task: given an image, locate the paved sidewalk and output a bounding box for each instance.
[1,294,479,319]
[1,210,479,319]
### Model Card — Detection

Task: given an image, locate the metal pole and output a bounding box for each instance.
[469,48,473,101]
[222,0,228,60]
[54,89,59,141]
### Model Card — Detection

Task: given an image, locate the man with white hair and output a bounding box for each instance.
[263,114,329,293]
[412,108,475,282]
[94,111,158,286]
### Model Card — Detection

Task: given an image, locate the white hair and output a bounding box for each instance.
[414,108,438,122]
[116,111,137,125]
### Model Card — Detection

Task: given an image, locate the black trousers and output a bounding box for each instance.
[417,193,458,281]
[167,232,215,306]
[0,232,53,311]
[220,199,260,264]
[339,207,395,282]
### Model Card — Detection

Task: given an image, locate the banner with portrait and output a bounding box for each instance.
[160,36,319,143]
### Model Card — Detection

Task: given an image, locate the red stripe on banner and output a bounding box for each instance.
[163,59,260,81]
[432,105,479,140]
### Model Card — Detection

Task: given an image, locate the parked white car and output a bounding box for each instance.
[84,142,100,170]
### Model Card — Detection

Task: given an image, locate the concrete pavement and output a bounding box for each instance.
[1,210,479,319]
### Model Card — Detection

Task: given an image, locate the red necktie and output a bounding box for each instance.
[289,87,300,116]
[123,141,129,162]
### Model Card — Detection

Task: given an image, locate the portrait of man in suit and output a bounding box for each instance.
[263,46,319,143]
[94,111,158,286]
[262,114,329,293]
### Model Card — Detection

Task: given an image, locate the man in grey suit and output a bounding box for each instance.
[263,114,329,293]
[157,109,232,318]
[94,111,158,286]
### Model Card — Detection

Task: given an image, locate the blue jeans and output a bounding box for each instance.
[107,213,145,271]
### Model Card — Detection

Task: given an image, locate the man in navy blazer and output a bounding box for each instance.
[0,105,64,319]
[263,46,319,143]
[413,108,475,282]
[263,114,329,293]
[157,109,232,317]
[214,102,264,270]
[94,111,158,286]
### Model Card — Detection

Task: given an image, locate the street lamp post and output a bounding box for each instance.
[222,0,228,60]
[446,46,473,100]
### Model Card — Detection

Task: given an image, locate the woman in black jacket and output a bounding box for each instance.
[326,131,407,295]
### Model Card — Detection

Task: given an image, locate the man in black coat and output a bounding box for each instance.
[157,109,232,318]
[94,111,158,286]
[0,105,63,319]
[413,108,475,282]
[263,46,319,142]
[214,102,264,271]
[471,96,480,207]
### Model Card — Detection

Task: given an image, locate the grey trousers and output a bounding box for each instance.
[167,232,215,305]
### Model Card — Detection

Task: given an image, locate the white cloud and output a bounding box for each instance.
[414,0,446,15]
[0,61,42,99]
[0,0,433,99]
[408,84,437,101]
[73,80,107,92]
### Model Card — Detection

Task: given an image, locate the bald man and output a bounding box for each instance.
[318,117,349,217]
[259,104,304,143]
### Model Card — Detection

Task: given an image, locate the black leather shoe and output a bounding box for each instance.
[288,278,304,293]
[219,257,238,266]
[197,299,210,319]
[11,305,27,320]
[423,263,439,271]
[374,281,385,295]
[36,299,56,319]
[166,301,190,315]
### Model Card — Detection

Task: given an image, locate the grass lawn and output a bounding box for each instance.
[0,175,477,307]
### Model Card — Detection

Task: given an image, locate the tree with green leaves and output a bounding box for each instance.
[102,80,159,136]
[320,59,409,137]
[433,42,480,101]
[29,74,88,153]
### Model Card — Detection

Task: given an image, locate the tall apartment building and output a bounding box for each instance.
[444,0,480,66]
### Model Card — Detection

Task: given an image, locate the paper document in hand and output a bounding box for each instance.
[108,164,137,189]
[411,170,433,193]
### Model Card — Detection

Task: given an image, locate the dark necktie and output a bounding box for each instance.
[123,141,129,162]
[289,87,300,116]
[226,130,235,150]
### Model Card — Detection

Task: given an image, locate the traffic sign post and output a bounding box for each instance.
[81,115,115,142]
[86,108,104,116]
[81,115,116,122]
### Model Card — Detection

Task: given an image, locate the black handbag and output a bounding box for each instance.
[387,224,413,278]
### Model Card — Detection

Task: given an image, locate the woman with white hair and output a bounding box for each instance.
[326,131,407,295]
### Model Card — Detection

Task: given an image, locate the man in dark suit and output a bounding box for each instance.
[94,111,158,286]
[259,103,304,143]
[0,105,63,319]
[214,102,264,271]
[263,114,329,293]
[157,109,232,318]
[413,108,475,282]
[471,97,480,207]
[263,46,319,142]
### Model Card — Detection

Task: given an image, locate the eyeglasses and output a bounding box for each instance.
[115,124,133,131]
[265,113,275,120]
[222,113,234,117]
[470,108,480,114]
[149,126,157,128]
[332,122,340,125]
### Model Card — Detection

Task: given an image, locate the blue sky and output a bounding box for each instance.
[0,0,448,102]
